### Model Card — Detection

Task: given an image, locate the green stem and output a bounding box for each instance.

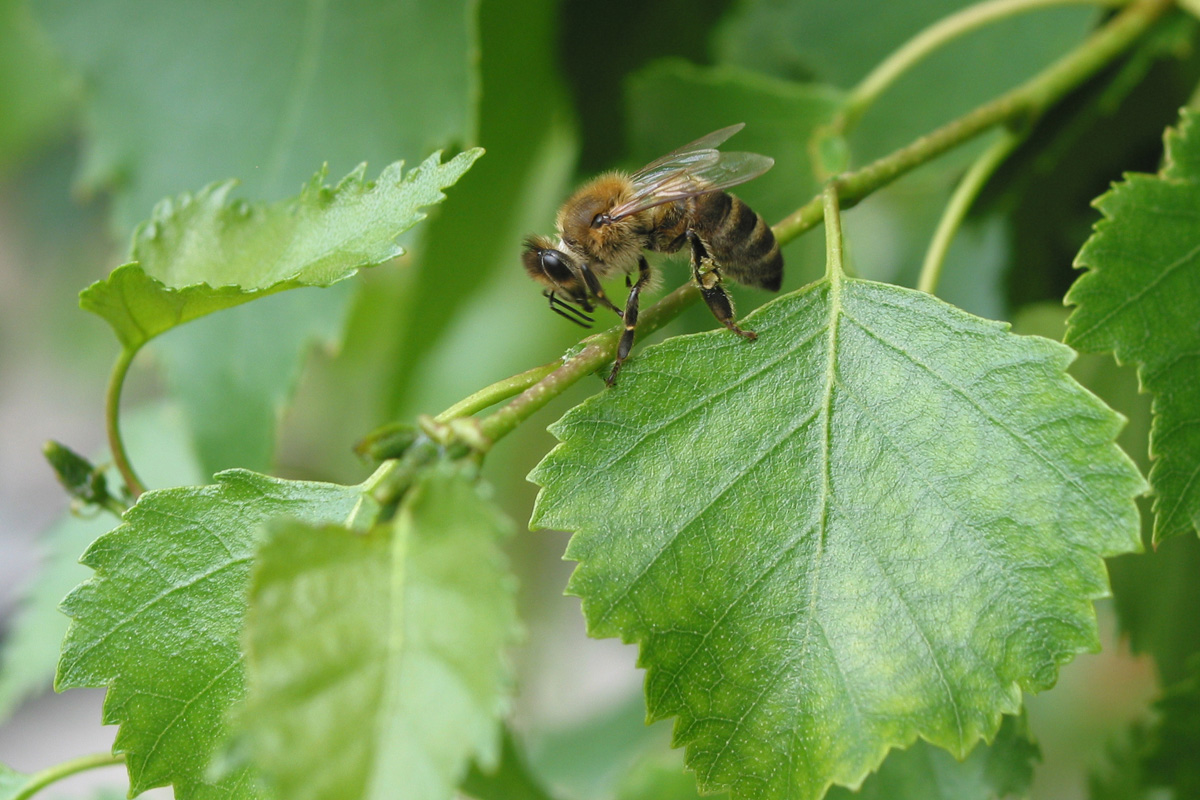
[776,0,1171,247]
[478,283,700,445]
[11,753,125,800]
[841,0,1131,132]
[918,131,1025,295]
[435,360,562,423]
[105,348,146,499]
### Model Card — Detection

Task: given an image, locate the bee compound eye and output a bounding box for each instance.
[540,249,574,283]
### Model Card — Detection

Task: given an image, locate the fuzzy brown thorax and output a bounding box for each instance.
[555,172,648,272]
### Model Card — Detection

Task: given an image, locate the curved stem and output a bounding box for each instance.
[435,360,561,423]
[841,0,1131,132]
[105,348,146,499]
[918,131,1025,295]
[11,753,125,800]
[777,0,1171,247]
[478,283,700,445]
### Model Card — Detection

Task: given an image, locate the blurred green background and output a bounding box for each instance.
[2,0,1198,798]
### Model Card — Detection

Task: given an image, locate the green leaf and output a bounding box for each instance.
[0,403,203,720]
[530,277,1144,800]
[1066,109,1200,542]
[56,470,368,800]
[237,466,519,800]
[80,150,481,352]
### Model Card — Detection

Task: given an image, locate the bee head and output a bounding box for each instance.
[522,236,596,328]
[522,236,586,298]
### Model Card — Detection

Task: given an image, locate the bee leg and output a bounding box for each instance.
[687,231,757,341]
[606,256,651,386]
[579,262,623,316]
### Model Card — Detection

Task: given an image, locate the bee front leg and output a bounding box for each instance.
[687,231,757,340]
[606,256,651,386]
[578,262,623,316]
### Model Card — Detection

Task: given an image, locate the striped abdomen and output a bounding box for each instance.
[690,192,783,291]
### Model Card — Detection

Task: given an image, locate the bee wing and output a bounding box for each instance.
[608,151,775,221]
[629,123,746,178]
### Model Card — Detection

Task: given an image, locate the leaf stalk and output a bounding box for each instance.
[10,753,125,800]
[917,130,1026,295]
[105,347,146,499]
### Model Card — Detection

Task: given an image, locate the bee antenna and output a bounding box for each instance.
[547,292,593,328]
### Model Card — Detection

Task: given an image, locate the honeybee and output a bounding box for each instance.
[522,123,782,385]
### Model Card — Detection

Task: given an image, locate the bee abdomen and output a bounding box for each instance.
[695,193,783,292]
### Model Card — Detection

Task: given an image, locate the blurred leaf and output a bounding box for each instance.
[461,728,556,800]
[559,0,733,170]
[0,403,203,721]
[1140,659,1200,798]
[34,0,479,233]
[986,11,1200,310]
[714,0,1096,161]
[1088,726,1151,800]
[528,693,665,800]
[826,713,1038,800]
[0,763,28,800]
[56,470,368,800]
[612,713,1038,800]
[81,150,480,352]
[0,0,72,172]
[1111,532,1200,685]
[1066,109,1200,542]
[379,0,578,418]
[155,285,352,476]
[626,60,842,233]
[238,467,519,800]
[531,277,1143,800]
[615,750,713,800]
[1089,661,1200,800]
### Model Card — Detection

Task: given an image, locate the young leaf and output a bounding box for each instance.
[530,277,1144,800]
[1066,109,1200,542]
[55,470,368,800]
[80,149,481,352]
[238,467,519,800]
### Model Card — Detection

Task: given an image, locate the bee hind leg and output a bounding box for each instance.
[687,231,757,341]
[606,256,651,386]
